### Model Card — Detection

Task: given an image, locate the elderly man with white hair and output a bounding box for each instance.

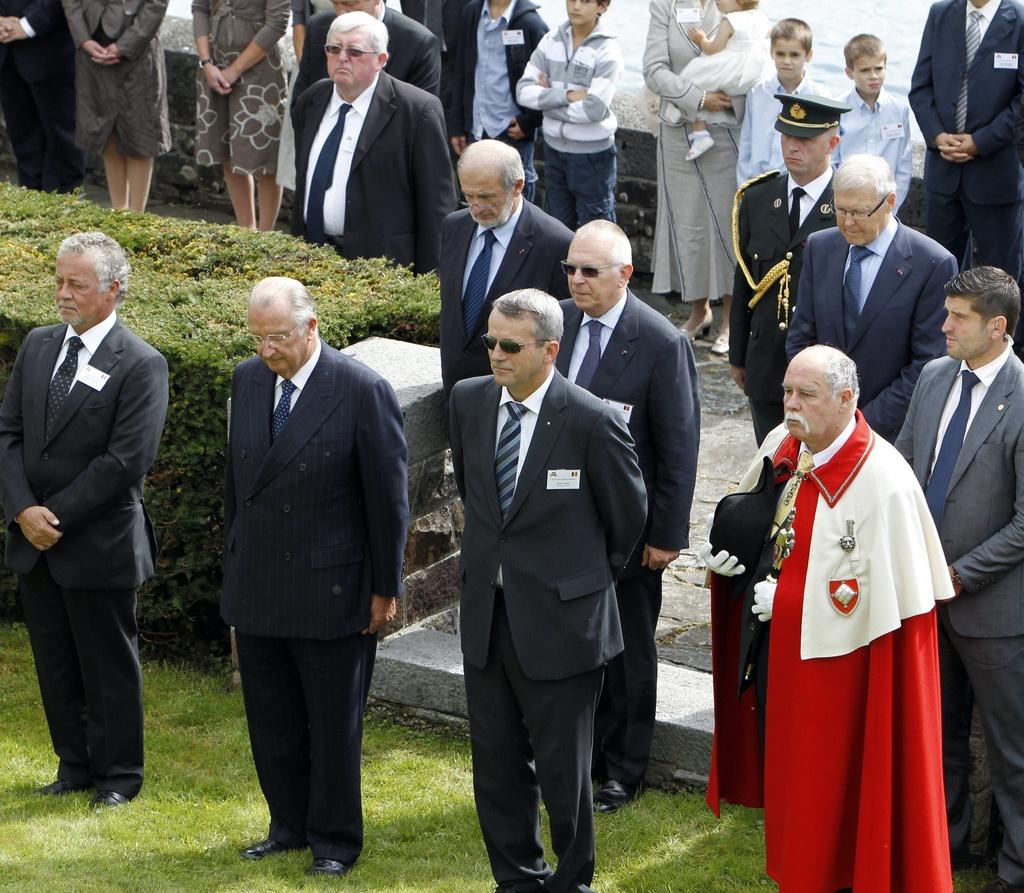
[786,154,956,441]
[290,9,454,273]
[701,344,955,893]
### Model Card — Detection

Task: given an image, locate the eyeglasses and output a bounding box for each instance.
[560,261,618,278]
[834,196,889,220]
[250,323,302,346]
[482,334,548,353]
[324,44,376,59]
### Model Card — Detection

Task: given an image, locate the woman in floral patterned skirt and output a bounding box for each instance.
[193,0,289,229]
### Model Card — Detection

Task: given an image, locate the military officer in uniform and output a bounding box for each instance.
[729,94,851,444]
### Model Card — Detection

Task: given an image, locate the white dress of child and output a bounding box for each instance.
[684,8,773,97]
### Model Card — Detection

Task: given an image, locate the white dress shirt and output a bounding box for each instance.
[51,312,118,384]
[461,196,525,298]
[801,413,857,469]
[968,0,1001,41]
[303,76,380,236]
[566,291,627,383]
[274,337,322,412]
[788,165,833,230]
[842,214,898,302]
[930,340,1013,474]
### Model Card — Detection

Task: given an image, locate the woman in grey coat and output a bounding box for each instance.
[62,0,171,212]
[643,0,741,354]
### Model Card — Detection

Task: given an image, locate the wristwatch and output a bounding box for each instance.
[198,57,214,70]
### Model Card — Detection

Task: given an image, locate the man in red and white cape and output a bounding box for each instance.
[700,344,955,893]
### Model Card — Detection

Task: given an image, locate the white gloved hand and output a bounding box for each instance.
[698,541,746,577]
[751,579,777,622]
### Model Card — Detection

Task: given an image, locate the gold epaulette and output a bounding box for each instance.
[732,169,794,330]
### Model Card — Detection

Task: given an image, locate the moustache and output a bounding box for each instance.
[784,412,810,433]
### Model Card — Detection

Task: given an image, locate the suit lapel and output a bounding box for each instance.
[485,202,535,307]
[503,372,567,526]
[350,73,396,176]
[769,177,791,248]
[848,224,913,352]
[821,232,850,350]
[44,322,127,447]
[298,84,333,201]
[247,349,341,498]
[29,327,66,442]
[976,2,1012,70]
[475,378,504,525]
[453,215,478,344]
[556,304,583,378]
[917,360,960,486]
[587,293,640,397]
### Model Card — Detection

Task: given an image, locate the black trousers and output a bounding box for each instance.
[234,630,377,863]
[925,187,1023,284]
[464,592,604,893]
[0,59,84,192]
[19,556,144,797]
[592,569,662,789]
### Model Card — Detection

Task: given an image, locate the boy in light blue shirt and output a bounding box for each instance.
[833,34,913,214]
[736,18,825,187]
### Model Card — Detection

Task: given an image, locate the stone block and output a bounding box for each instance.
[405,506,457,573]
[371,629,468,717]
[403,553,460,623]
[411,449,457,515]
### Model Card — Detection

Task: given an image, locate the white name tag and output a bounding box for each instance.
[341,132,358,153]
[675,7,701,24]
[995,52,1019,70]
[602,398,633,423]
[547,469,581,490]
[880,122,904,140]
[573,45,597,68]
[78,364,110,391]
[502,29,525,46]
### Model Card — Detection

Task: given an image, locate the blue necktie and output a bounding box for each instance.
[573,319,603,390]
[305,102,352,245]
[495,401,524,521]
[46,336,84,436]
[926,369,980,527]
[463,229,498,337]
[272,379,297,441]
[842,245,872,342]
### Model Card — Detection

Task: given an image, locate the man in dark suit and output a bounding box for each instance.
[291,11,455,274]
[440,139,572,393]
[730,94,848,444]
[222,276,408,879]
[786,154,957,441]
[293,0,440,103]
[0,232,168,807]
[0,0,84,191]
[555,220,699,813]
[450,288,646,893]
[400,0,459,111]
[909,0,1024,294]
[896,266,1024,893]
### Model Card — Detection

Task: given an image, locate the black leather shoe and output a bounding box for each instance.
[307,858,351,877]
[593,779,638,814]
[983,879,1024,893]
[36,779,91,796]
[90,790,130,808]
[240,838,306,860]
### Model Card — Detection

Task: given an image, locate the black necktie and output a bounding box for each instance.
[46,336,84,436]
[463,229,498,337]
[272,379,297,441]
[305,102,352,245]
[574,320,603,390]
[789,186,806,237]
[926,369,980,527]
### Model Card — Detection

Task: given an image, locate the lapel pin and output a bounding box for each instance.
[821,203,831,214]
[896,268,905,276]
[773,198,782,209]
[998,403,1005,411]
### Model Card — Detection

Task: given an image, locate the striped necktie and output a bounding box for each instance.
[955,10,983,132]
[495,401,525,521]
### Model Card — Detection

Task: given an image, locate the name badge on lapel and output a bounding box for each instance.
[78,364,110,391]
[502,29,525,46]
[994,52,1019,70]
[675,6,700,24]
[602,398,633,423]
[547,469,581,490]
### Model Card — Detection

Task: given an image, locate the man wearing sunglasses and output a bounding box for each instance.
[450,288,646,893]
[291,11,454,273]
[787,154,956,441]
[554,220,699,814]
[439,139,573,394]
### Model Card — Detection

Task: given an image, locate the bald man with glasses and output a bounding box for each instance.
[787,154,956,441]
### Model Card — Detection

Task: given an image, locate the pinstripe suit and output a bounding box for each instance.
[222,341,408,864]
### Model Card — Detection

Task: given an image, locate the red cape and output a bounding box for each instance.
[707,415,951,892]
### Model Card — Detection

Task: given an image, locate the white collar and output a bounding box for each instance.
[475,195,524,250]
[64,310,117,355]
[583,290,628,331]
[802,414,858,468]
[333,72,381,113]
[968,0,1000,24]
[500,365,555,414]
[788,165,833,204]
[961,338,1013,387]
[276,337,322,393]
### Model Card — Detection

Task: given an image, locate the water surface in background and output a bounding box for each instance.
[166,0,930,132]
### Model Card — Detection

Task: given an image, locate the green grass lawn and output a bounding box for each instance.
[0,624,995,892]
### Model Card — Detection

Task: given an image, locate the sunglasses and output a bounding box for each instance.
[324,45,375,58]
[560,261,617,278]
[481,334,548,353]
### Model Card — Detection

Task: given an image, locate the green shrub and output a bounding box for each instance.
[0,183,441,664]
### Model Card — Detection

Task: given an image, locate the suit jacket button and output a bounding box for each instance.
[245,499,252,507]
[283,504,291,513]
[41,452,48,461]
[283,552,292,561]
[240,449,247,458]
[748,622,756,630]
[298,463,307,472]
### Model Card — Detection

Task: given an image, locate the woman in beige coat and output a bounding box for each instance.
[643,0,741,354]
[61,0,171,212]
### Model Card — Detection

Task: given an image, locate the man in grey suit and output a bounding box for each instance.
[449,289,647,893]
[896,266,1024,893]
[555,221,699,813]
[222,277,408,879]
[0,231,168,807]
[439,139,573,394]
